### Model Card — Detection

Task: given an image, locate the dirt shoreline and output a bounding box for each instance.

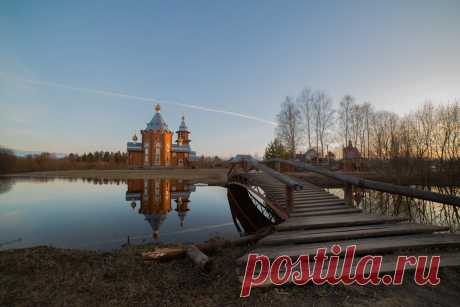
[3,168,457,188]
[3,168,229,185]
[1,244,460,306]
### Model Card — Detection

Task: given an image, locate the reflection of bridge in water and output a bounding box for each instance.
[227,155,460,285]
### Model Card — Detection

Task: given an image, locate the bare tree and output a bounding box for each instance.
[416,102,436,159]
[350,103,364,149]
[276,97,302,158]
[362,102,372,158]
[312,91,335,157]
[436,101,460,161]
[297,88,314,150]
[338,95,355,146]
[274,87,459,176]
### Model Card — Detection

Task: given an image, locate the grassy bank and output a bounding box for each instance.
[1,244,460,307]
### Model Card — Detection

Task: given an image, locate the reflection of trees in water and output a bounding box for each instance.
[353,186,460,232]
[0,177,127,186]
[0,177,129,196]
[80,177,126,185]
[0,178,15,195]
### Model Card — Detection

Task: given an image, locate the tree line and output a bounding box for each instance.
[0,148,128,174]
[269,87,459,163]
[0,147,231,174]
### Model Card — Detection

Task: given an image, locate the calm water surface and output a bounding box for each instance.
[0,177,246,251]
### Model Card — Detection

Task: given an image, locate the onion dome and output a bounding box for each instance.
[146,104,169,131]
[175,198,190,227]
[178,115,189,132]
[144,213,167,240]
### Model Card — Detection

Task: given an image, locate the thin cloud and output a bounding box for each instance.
[0,73,277,126]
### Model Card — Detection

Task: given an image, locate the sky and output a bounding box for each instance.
[1,0,459,157]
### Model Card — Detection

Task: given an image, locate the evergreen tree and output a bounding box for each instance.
[264,138,288,160]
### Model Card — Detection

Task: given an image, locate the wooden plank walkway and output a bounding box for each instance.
[238,172,460,285]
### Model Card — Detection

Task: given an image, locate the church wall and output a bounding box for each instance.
[171,152,189,167]
[176,131,190,145]
[128,151,144,168]
[142,130,173,167]
[162,132,172,166]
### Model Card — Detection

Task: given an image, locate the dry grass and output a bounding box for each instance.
[2,245,460,307]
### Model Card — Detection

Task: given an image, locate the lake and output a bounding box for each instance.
[0,177,249,251]
[3,177,457,251]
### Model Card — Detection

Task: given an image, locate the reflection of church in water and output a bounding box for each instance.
[125,178,196,239]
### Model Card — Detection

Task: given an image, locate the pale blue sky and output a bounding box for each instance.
[1,0,459,157]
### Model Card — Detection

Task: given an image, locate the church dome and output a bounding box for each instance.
[146,104,169,131]
[178,115,189,132]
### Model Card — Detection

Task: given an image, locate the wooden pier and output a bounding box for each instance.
[228,156,460,286]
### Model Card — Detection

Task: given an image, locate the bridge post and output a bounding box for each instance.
[344,183,353,206]
[241,161,248,172]
[286,186,294,213]
[275,161,281,172]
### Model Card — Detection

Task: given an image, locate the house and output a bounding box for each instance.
[342,140,362,171]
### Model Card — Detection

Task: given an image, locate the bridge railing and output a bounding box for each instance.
[228,155,303,215]
[265,158,460,207]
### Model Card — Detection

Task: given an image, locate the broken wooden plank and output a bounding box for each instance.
[143,246,185,261]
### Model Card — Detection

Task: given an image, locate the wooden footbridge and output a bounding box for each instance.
[227,155,460,285]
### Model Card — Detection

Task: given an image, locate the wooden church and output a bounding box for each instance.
[127,104,196,168]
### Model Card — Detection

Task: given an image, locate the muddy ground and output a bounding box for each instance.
[1,244,460,307]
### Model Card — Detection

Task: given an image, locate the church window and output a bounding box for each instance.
[155,142,161,165]
[144,144,149,164]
